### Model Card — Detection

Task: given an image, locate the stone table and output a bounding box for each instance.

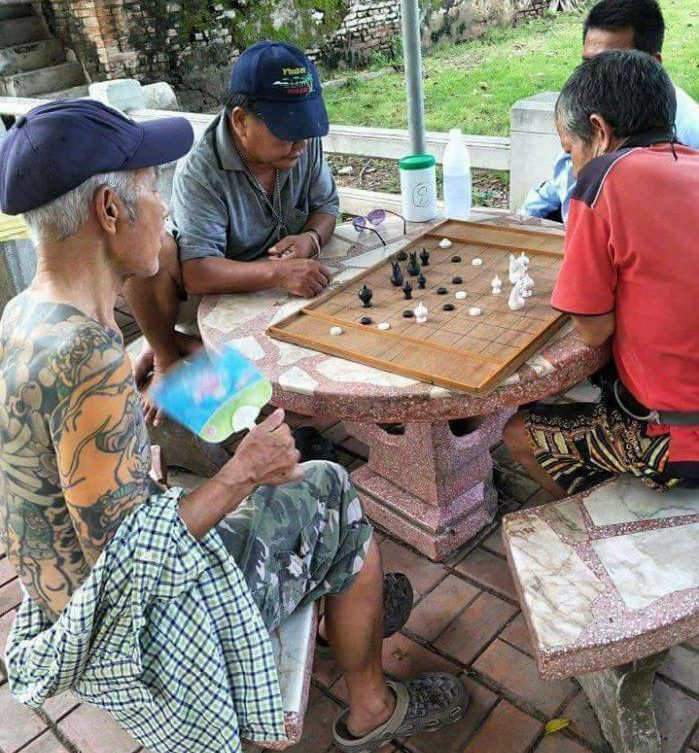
[199,215,609,560]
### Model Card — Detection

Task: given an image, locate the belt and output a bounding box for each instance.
[613,380,699,426]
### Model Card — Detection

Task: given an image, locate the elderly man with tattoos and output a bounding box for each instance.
[0,101,466,753]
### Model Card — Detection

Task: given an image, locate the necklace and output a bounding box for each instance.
[233,138,288,241]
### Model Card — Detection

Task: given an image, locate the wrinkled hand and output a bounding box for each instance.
[268,233,317,260]
[275,258,332,298]
[225,408,303,488]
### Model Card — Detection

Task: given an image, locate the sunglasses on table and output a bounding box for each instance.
[352,209,407,246]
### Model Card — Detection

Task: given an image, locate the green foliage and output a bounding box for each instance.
[234,0,349,51]
[323,0,698,136]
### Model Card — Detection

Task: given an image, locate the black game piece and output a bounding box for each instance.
[390,261,404,287]
[436,287,448,295]
[407,251,420,276]
[402,281,413,300]
[452,276,463,284]
[402,309,414,318]
[420,248,430,267]
[450,255,462,263]
[417,271,426,289]
[442,303,455,311]
[396,249,408,262]
[360,316,373,325]
[358,284,373,308]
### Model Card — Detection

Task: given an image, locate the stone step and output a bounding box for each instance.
[38,83,89,99]
[0,15,47,47]
[0,38,64,76]
[0,61,84,96]
[0,3,33,21]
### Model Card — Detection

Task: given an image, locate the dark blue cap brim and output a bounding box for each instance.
[123,117,194,170]
[254,96,329,141]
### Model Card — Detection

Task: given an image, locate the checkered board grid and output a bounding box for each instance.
[268,220,566,393]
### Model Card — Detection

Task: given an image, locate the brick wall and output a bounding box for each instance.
[40,0,554,86]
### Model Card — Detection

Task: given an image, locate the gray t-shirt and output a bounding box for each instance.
[171,111,339,263]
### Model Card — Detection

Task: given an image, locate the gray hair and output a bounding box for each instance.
[23,170,140,243]
[556,49,676,144]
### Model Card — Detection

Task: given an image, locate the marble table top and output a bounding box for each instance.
[198,214,609,422]
[502,476,699,680]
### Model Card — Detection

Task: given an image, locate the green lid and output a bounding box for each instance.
[399,153,436,171]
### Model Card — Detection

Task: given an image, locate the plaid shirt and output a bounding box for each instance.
[4,488,286,753]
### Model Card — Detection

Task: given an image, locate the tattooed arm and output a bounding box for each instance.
[49,325,151,571]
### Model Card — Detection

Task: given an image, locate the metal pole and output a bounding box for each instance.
[400,0,426,154]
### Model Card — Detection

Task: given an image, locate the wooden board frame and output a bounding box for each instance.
[268,219,567,394]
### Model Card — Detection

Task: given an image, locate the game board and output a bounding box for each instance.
[268,219,566,393]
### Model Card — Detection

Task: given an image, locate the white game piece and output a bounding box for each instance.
[438,238,452,248]
[469,307,482,317]
[509,254,526,284]
[415,302,428,323]
[508,281,526,311]
[471,257,483,266]
[330,326,344,336]
[491,274,502,288]
[377,322,391,331]
[491,287,502,296]
[521,273,534,297]
[519,251,530,268]
[455,291,467,300]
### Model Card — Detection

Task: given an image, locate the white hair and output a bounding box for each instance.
[23,170,140,243]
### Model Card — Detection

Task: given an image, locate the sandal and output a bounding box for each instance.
[316,572,414,657]
[292,426,338,463]
[332,673,468,752]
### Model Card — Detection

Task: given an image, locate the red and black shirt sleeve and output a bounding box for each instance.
[551,151,628,317]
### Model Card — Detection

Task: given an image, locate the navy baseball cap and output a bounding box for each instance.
[230,41,329,142]
[0,99,194,215]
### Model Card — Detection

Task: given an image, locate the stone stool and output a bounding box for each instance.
[502,476,699,753]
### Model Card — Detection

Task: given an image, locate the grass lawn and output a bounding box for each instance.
[323,0,699,136]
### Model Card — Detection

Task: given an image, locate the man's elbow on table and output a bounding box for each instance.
[572,313,616,348]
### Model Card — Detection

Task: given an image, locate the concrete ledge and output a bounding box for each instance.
[324,124,510,171]
[337,185,508,219]
[0,96,510,171]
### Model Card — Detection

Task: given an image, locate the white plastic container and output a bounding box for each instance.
[442,128,472,220]
[399,153,438,223]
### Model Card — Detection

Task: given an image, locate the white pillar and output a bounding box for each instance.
[509,92,561,212]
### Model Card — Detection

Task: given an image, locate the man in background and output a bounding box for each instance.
[521,0,699,223]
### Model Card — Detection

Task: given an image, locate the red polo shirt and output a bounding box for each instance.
[551,134,699,476]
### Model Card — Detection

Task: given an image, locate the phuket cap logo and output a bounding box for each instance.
[272,66,314,96]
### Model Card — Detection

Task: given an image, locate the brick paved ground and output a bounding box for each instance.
[1,392,698,753]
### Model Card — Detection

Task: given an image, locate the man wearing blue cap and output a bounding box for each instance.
[0,100,466,753]
[127,41,340,422]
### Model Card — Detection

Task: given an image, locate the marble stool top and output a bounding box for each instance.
[502,476,699,680]
[243,603,318,749]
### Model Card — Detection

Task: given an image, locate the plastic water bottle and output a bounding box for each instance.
[442,128,472,220]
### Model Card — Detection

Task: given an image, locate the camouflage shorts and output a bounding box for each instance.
[215,460,373,631]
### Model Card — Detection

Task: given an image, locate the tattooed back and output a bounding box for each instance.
[0,291,151,620]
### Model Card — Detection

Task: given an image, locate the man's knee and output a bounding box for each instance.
[502,411,530,459]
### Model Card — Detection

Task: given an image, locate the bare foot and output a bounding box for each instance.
[346,687,396,738]
[173,331,203,358]
[132,342,155,389]
[141,368,169,427]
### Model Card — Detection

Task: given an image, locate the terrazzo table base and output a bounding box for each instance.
[199,215,608,560]
[347,411,512,560]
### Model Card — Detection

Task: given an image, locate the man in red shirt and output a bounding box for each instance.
[504,50,699,499]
